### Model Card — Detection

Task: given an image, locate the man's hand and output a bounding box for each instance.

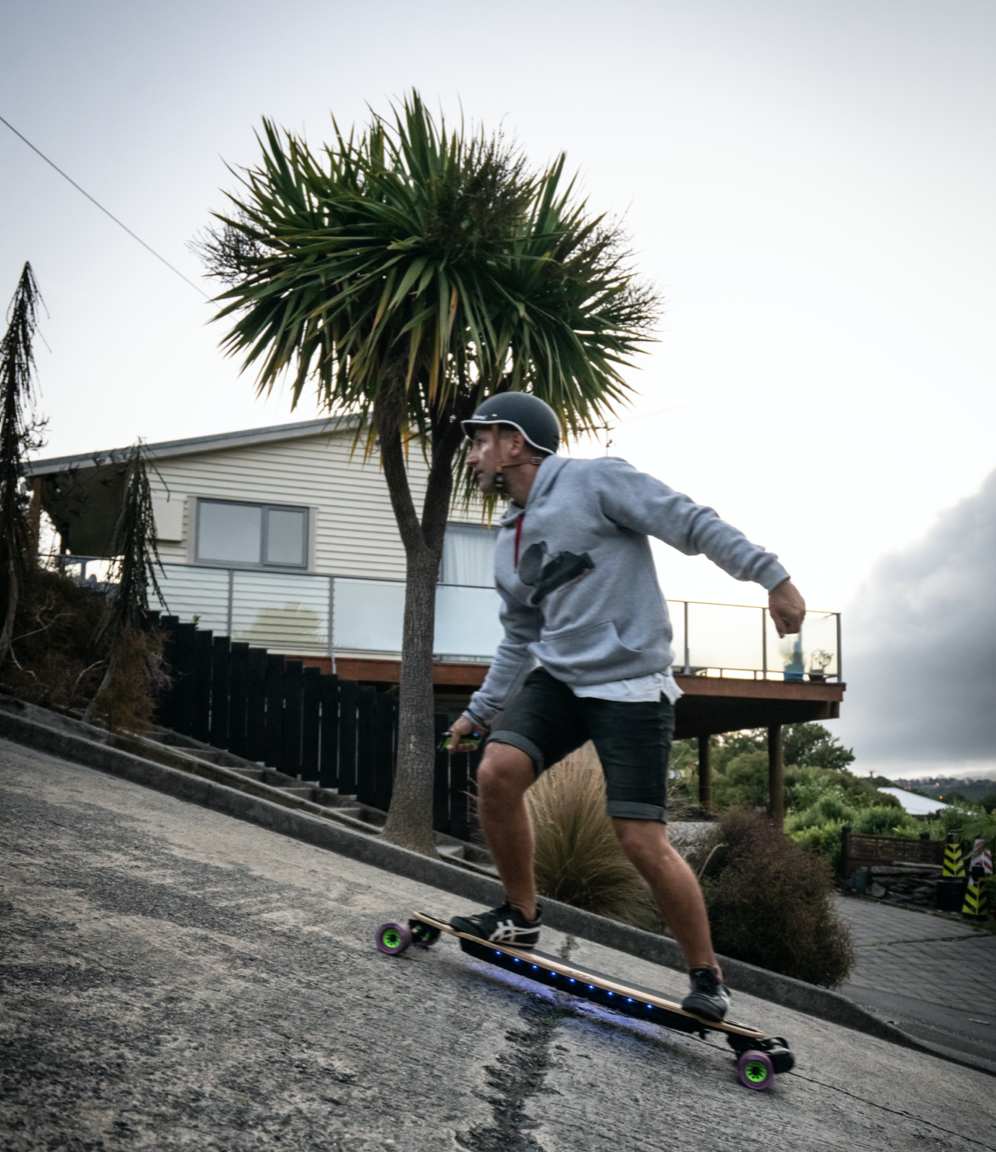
[444,715,484,754]
[768,579,806,637]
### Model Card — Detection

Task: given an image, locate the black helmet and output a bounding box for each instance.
[462,393,561,455]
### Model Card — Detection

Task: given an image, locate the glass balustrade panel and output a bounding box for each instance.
[434,585,505,659]
[765,610,839,681]
[231,570,329,653]
[333,579,405,653]
[151,564,231,634]
[686,602,765,675]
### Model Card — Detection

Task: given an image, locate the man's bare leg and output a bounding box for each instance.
[612,817,722,978]
[475,743,539,921]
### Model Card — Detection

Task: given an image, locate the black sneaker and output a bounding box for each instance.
[682,966,731,1022]
[450,901,542,948]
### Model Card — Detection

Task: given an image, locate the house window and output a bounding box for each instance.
[441,522,498,587]
[196,499,308,568]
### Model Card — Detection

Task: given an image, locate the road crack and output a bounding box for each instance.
[458,995,572,1152]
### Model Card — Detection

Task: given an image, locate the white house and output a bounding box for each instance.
[27,418,504,672]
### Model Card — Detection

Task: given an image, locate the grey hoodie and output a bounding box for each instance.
[464,455,789,727]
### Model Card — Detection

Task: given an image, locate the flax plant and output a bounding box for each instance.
[528,743,661,931]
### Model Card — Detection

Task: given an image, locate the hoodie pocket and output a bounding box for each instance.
[532,620,645,683]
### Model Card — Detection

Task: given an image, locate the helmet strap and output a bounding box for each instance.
[489,426,543,494]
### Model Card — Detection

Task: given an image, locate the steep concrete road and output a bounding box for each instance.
[1,740,993,1152]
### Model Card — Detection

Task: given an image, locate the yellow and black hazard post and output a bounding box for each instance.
[937,832,969,912]
[962,866,988,919]
[962,838,993,921]
[943,831,965,878]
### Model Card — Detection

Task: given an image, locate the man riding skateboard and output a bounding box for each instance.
[446,393,806,1021]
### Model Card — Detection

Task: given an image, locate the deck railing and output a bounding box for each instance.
[55,557,841,679]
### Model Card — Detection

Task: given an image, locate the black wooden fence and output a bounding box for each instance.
[151,614,481,840]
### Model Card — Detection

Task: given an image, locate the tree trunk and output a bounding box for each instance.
[376,384,461,855]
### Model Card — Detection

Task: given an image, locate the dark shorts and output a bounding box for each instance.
[487,667,675,823]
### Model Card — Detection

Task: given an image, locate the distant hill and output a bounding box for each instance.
[891,777,996,802]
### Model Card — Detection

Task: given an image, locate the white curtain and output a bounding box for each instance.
[442,523,498,587]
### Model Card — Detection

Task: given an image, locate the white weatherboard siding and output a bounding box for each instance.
[149,428,484,578]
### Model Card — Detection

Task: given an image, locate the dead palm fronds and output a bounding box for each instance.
[84,441,169,729]
[0,262,46,665]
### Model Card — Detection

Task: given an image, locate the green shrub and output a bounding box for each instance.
[692,808,855,987]
[528,743,661,932]
[710,750,769,810]
[926,804,996,852]
[852,805,918,837]
[787,820,848,873]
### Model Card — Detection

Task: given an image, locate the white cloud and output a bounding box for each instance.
[835,469,996,774]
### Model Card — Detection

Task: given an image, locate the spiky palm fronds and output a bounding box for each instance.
[201,92,659,441]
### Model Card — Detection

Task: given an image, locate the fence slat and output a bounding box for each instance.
[264,654,285,771]
[191,629,213,743]
[318,674,340,790]
[449,738,471,843]
[246,648,267,759]
[337,679,359,796]
[433,714,451,834]
[227,642,250,757]
[282,660,304,778]
[171,623,198,737]
[372,694,396,813]
[355,687,378,806]
[301,666,321,780]
[156,616,180,729]
[209,635,231,750]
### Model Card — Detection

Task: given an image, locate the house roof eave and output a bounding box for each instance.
[25,414,364,477]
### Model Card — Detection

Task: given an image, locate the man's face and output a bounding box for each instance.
[467,426,502,494]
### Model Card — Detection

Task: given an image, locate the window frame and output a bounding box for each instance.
[193,497,311,571]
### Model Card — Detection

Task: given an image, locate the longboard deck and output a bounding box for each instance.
[379,911,795,1085]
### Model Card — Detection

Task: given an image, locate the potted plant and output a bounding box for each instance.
[808,648,832,682]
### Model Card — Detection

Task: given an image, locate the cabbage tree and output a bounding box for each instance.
[197,92,660,854]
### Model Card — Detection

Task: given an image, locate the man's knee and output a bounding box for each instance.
[611,817,673,860]
[477,742,536,801]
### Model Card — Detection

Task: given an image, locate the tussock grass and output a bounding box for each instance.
[528,743,662,932]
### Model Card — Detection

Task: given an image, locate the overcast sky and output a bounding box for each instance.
[3,1,994,777]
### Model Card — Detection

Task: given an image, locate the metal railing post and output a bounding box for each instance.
[683,601,690,674]
[836,611,842,681]
[327,576,336,672]
[762,606,768,679]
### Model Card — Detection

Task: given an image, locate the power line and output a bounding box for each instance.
[0,114,210,299]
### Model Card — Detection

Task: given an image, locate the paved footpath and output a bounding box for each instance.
[835,895,996,1067]
[1,738,995,1152]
